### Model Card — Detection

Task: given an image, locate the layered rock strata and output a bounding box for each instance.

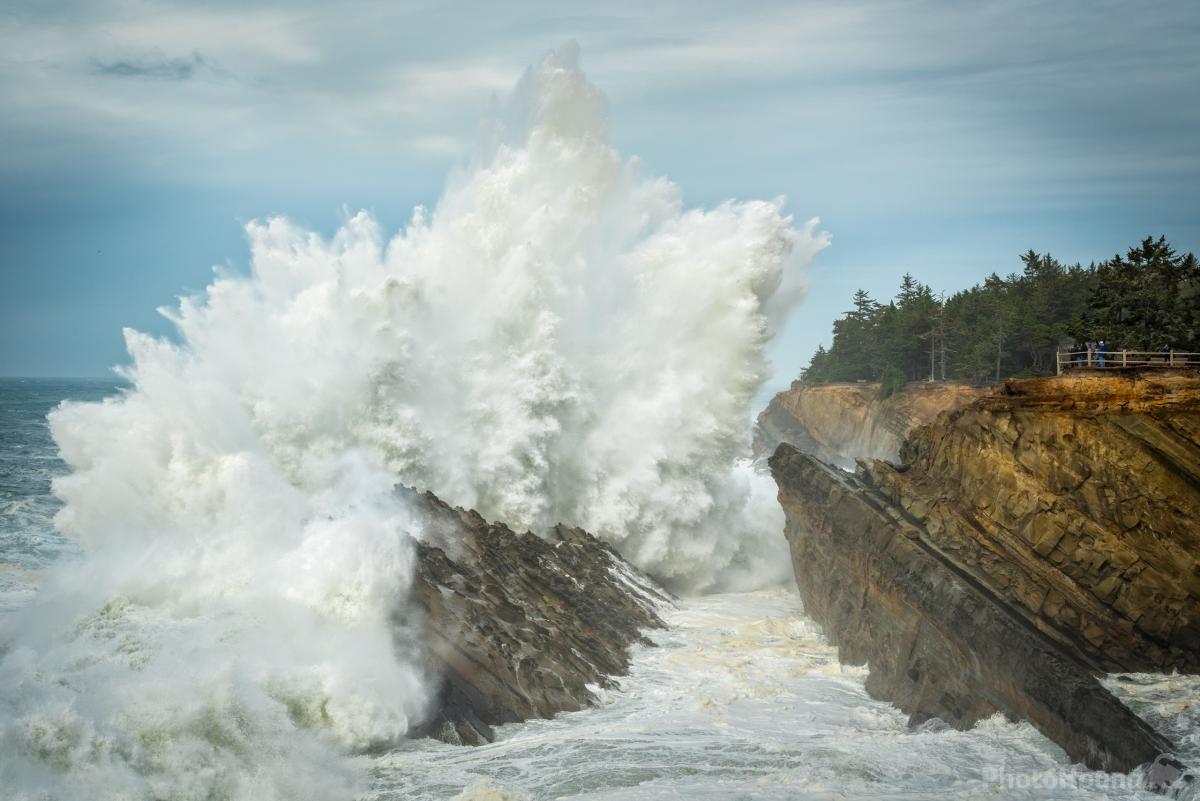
[890,374,1200,673]
[769,373,1200,772]
[755,381,983,468]
[402,490,670,745]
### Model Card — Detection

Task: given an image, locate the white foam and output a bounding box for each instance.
[371,590,1200,801]
[0,44,825,799]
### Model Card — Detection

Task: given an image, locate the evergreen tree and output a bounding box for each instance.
[1083,237,1200,350]
[798,237,1196,387]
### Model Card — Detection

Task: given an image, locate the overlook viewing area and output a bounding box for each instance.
[1056,350,1200,375]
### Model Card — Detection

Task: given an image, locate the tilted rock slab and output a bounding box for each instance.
[401,490,670,745]
[769,373,1200,771]
[769,443,1172,772]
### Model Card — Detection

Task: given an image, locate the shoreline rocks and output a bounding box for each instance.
[768,373,1200,773]
[401,490,671,745]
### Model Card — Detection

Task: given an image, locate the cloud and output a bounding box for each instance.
[92,52,212,81]
[0,1,1196,212]
[0,0,1198,382]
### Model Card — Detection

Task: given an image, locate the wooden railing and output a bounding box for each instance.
[1056,350,1200,375]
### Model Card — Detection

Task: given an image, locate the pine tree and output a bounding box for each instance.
[797,237,1195,388]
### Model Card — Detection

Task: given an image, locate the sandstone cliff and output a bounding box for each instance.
[769,372,1200,773]
[755,381,984,468]
[402,490,670,745]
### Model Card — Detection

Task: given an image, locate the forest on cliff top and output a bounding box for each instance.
[801,236,1200,386]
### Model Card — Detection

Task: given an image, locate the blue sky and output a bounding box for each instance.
[2,0,1198,394]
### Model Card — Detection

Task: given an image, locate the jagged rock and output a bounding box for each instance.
[768,373,1200,773]
[399,490,670,745]
[754,381,983,468]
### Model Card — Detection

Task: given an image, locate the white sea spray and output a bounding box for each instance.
[0,43,825,799]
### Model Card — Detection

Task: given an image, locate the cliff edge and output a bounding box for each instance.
[769,372,1200,773]
[754,381,984,468]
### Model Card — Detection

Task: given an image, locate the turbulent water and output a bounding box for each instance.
[0,45,826,800]
[2,45,1198,801]
[371,590,1200,801]
[4,385,1200,800]
[0,378,120,612]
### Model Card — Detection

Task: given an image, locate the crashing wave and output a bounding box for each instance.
[0,43,825,800]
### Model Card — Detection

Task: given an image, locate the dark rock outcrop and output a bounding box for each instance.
[400,490,670,745]
[769,373,1200,773]
[755,381,983,468]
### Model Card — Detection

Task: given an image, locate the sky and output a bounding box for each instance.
[2,0,1198,395]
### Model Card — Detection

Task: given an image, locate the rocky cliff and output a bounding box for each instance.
[755,381,984,468]
[402,490,671,745]
[769,372,1200,773]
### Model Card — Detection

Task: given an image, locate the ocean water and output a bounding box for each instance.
[2,380,1199,800]
[370,590,1200,801]
[0,378,125,612]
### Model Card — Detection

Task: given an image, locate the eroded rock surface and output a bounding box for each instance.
[754,381,983,468]
[402,490,670,745]
[769,373,1200,772]
[887,374,1200,673]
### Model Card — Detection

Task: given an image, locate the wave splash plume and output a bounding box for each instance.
[0,43,826,800]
